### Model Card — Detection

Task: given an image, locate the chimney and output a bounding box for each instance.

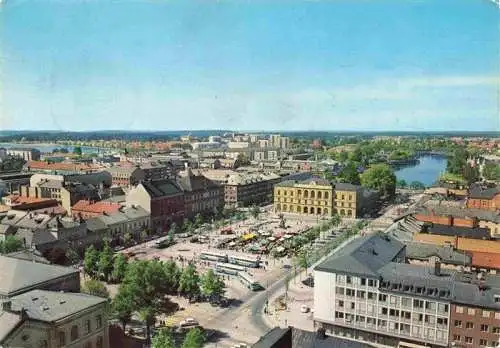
[434,260,441,276]
[2,300,12,311]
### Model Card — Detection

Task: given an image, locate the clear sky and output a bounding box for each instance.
[1,0,499,132]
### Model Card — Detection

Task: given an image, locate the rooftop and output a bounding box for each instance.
[26,160,101,173]
[0,256,78,296]
[140,179,183,198]
[469,184,500,200]
[10,289,106,323]
[418,200,500,223]
[72,200,122,215]
[405,241,471,266]
[424,224,490,240]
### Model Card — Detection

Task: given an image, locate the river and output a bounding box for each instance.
[394,155,447,187]
[0,143,111,154]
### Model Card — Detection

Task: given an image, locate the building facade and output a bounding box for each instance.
[177,168,224,218]
[0,290,109,348]
[274,178,334,216]
[105,166,145,187]
[126,180,184,233]
[223,172,281,208]
[7,148,41,161]
[467,185,500,211]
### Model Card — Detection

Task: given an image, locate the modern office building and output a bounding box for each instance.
[313,233,500,348]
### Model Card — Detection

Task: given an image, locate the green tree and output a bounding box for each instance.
[194,213,204,228]
[349,147,363,163]
[396,179,408,188]
[112,254,128,283]
[73,146,83,156]
[123,232,133,246]
[140,230,148,241]
[181,327,205,348]
[360,164,396,199]
[338,161,361,185]
[139,306,156,345]
[463,164,480,185]
[98,243,114,281]
[329,214,341,227]
[447,148,468,175]
[338,150,349,162]
[0,235,24,254]
[152,328,175,348]
[164,260,181,294]
[200,269,225,302]
[82,279,110,298]
[83,245,99,278]
[409,181,426,190]
[483,163,500,181]
[112,286,135,331]
[169,222,178,235]
[179,263,200,300]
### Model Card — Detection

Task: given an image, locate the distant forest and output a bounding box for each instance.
[0,130,497,142]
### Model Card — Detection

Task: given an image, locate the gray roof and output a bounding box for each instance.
[315,233,405,277]
[10,289,106,322]
[121,205,149,220]
[0,256,78,296]
[141,179,182,198]
[418,201,500,223]
[405,242,472,266]
[86,217,108,232]
[177,170,219,192]
[16,228,58,247]
[425,224,490,239]
[335,183,361,192]
[469,184,500,199]
[0,311,22,342]
[6,250,51,264]
[105,166,140,175]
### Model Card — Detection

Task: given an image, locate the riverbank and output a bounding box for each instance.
[394,155,447,187]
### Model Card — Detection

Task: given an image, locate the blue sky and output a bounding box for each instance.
[1,0,499,131]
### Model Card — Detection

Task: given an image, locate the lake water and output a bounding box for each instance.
[394,155,448,187]
[0,143,110,154]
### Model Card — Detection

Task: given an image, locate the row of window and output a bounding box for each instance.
[453,335,499,347]
[58,315,102,347]
[336,275,378,287]
[454,321,500,333]
[276,189,331,199]
[333,312,448,341]
[275,204,329,215]
[456,306,500,319]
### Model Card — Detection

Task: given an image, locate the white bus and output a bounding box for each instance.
[237,271,261,291]
[199,252,228,263]
[228,255,260,268]
[215,263,246,276]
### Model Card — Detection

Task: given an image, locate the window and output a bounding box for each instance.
[379,294,387,302]
[437,317,447,326]
[357,290,366,299]
[465,337,473,344]
[360,278,366,286]
[368,279,375,287]
[413,299,424,308]
[467,308,476,315]
[85,319,91,334]
[367,292,375,300]
[493,327,500,334]
[336,287,345,295]
[346,289,355,297]
[481,324,489,332]
[337,300,344,308]
[455,320,462,327]
[496,312,500,320]
[426,301,436,310]
[483,310,491,318]
[58,332,66,347]
[480,339,488,346]
[466,322,474,329]
[346,276,352,284]
[453,335,461,341]
[71,325,79,341]
[39,341,48,348]
[96,315,102,329]
[438,303,449,313]
[96,336,103,348]
[456,306,464,313]
[401,297,411,307]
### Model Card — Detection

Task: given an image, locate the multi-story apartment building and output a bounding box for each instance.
[223,172,281,208]
[140,162,175,181]
[177,167,224,218]
[0,172,32,195]
[274,178,334,216]
[0,290,109,348]
[105,166,145,187]
[126,179,184,233]
[7,147,41,161]
[314,233,500,348]
[467,184,500,211]
[274,180,378,218]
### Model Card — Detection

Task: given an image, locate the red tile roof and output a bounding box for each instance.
[26,161,101,172]
[72,200,121,214]
[5,195,57,206]
[471,251,500,270]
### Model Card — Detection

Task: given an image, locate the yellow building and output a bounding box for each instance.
[274,179,334,216]
[274,181,378,218]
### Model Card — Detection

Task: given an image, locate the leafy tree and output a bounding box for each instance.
[396,179,408,188]
[349,147,363,163]
[164,260,181,294]
[409,181,426,190]
[123,232,132,246]
[112,254,128,283]
[483,163,500,181]
[98,243,114,281]
[329,214,341,227]
[194,213,204,228]
[73,146,83,156]
[179,263,200,300]
[463,164,480,185]
[140,230,148,241]
[200,269,225,302]
[338,161,361,185]
[152,328,175,348]
[298,251,309,271]
[181,327,205,348]
[447,148,468,175]
[338,150,349,162]
[82,279,110,298]
[0,235,24,254]
[112,286,135,331]
[169,222,178,235]
[83,245,99,278]
[139,306,156,345]
[360,164,396,199]
[183,219,193,233]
